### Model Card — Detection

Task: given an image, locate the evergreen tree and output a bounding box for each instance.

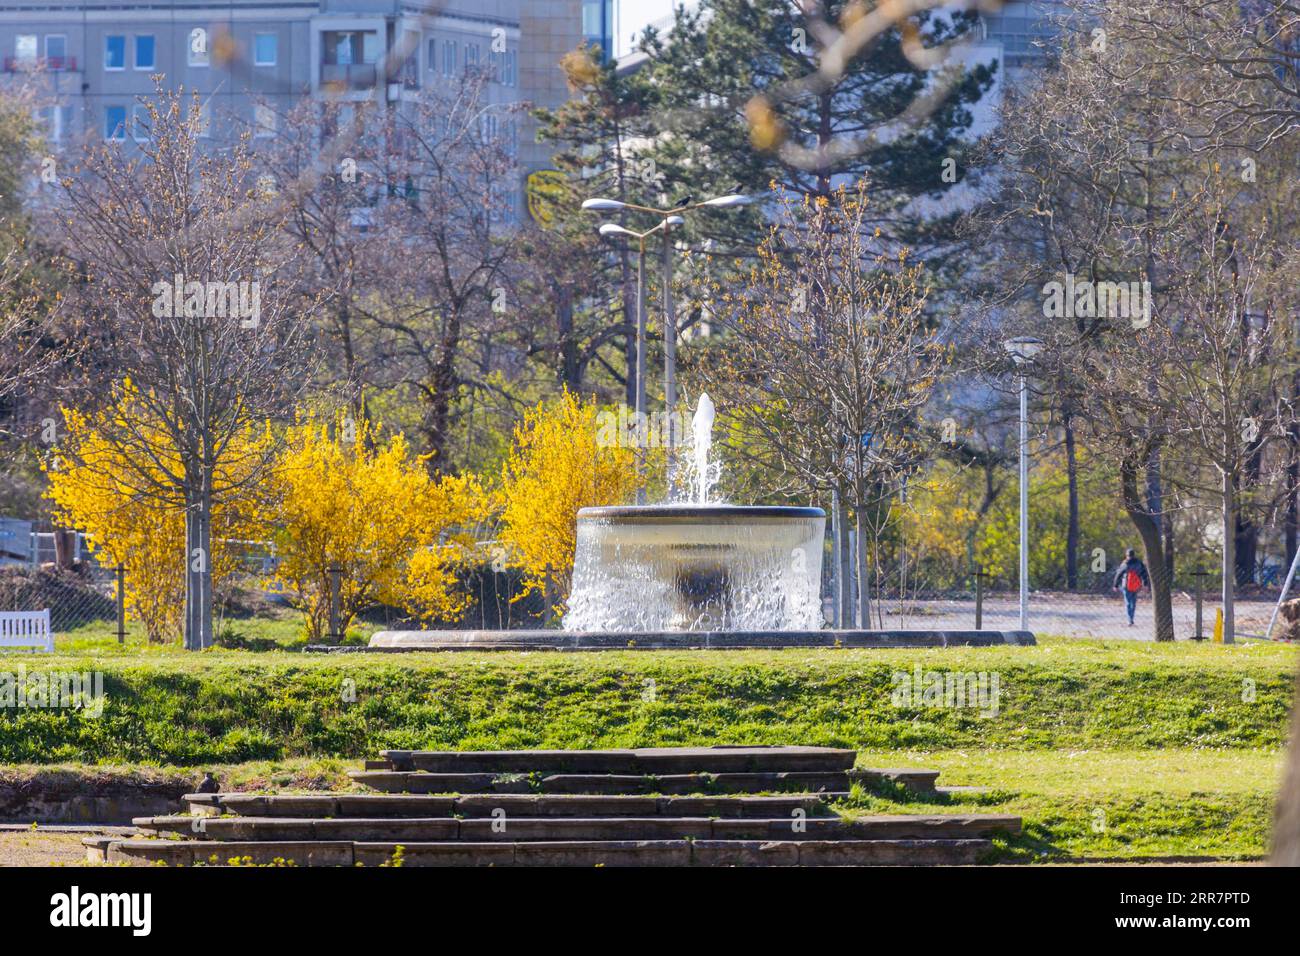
[638,0,996,263]
[533,48,662,407]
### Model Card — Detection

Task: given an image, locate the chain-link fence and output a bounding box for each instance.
[0,511,1283,647]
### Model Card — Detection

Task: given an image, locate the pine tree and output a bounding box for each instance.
[533,47,662,407]
[638,0,996,263]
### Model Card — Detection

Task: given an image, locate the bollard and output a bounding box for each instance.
[974,567,985,630]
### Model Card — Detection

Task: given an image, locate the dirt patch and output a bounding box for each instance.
[0,830,94,866]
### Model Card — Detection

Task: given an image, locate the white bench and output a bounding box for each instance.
[0,609,54,652]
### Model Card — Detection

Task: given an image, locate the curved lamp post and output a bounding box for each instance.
[1003,336,1044,631]
[583,193,753,470]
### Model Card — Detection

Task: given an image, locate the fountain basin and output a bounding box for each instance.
[562,505,826,633]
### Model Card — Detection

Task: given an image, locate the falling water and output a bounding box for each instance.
[562,395,827,633]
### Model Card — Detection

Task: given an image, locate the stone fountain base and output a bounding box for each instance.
[358,629,1036,652]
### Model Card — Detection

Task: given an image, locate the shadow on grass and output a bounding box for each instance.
[836,778,1064,863]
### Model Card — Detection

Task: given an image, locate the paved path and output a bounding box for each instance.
[859,594,1278,641]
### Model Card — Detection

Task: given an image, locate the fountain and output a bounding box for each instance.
[563,392,825,632]
[368,394,1034,650]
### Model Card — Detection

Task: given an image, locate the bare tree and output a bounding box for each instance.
[0,88,65,420]
[707,182,946,626]
[52,88,322,649]
[1157,184,1298,643]
[972,0,1291,639]
[363,72,526,471]
[253,98,390,424]
[1088,0,1300,147]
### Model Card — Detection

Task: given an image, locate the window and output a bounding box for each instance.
[490,47,516,86]
[45,35,67,64]
[253,33,277,67]
[465,43,479,71]
[105,35,126,70]
[426,38,436,73]
[132,104,150,141]
[254,103,276,137]
[15,35,37,65]
[323,30,380,66]
[104,106,127,141]
[42,105,73,142]
[583,0,612,58]
[188,28,210,66]
[442,40,457,77]
[135,35,155,70]
[506,50,516,87]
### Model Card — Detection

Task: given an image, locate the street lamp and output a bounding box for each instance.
[585,191,754,476]
[597,215,684,503]
[1003,336,1043,631]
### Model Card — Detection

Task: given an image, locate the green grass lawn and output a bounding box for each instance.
[0,637,1294,861]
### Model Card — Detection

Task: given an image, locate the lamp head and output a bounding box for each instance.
[582,198,626,211]
[701,194,753,208]
[1003,336,1044,365]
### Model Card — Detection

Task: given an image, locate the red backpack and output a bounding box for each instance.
[1124,567,1142,592]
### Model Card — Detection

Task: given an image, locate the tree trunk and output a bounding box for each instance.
[424,307,463,473]
[1234,448,1262,586]
[1064,412,1079,590]
[1222,470,1236,644]
[1120,457,1174,641]
[558,284,580,392]
[854,508,870,629]
[1146,446,1166,578]
[831,489,842,628]
[840,509,854,627]
[52,528,76,571]
[183,488,214,651]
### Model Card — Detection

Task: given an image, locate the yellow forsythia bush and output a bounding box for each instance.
[266,413,481,639]
[497,390,638,600]
[45,385,264,643]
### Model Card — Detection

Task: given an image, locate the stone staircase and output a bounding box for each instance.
[84,746,1018,867]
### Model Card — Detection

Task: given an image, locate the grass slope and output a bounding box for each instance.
[0,639,1292,763]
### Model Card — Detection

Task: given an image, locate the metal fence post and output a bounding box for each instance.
[543,564,555,627]
[327,564,342,642]
[115,563,126,644]
[1192,569,1209,640]
[974,567,985,630]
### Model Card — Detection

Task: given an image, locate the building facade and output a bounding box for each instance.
[0,1,583,182]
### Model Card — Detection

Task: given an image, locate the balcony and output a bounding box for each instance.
[3,56,78,73]
[320,62,377,90]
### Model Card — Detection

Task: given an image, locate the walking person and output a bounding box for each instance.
[1113,548,1151,626]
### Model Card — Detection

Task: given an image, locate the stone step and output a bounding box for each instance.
[86,836,992,867]
[848,769,941,794]
[348,769,856,795]
[134,813,1020,843]
[379,746,856,775]
[535,771,855,795]
[183,792,832,819]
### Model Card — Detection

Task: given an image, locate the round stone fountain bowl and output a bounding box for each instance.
[563,504,826,633]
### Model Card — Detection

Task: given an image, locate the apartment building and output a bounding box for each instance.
[0,1,583,185]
